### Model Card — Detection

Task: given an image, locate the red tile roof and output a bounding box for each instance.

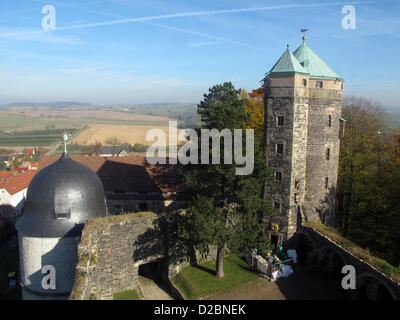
[38,156,185,193]
[0,170,36,195]
[0,171,14,180]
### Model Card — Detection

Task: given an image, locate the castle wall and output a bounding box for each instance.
[287,225,400,300]
[106,199,185,215]
[70,213,165,300]
[69,212,218,300]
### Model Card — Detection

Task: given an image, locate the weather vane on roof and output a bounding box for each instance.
[301,29,310,41]
[63,130,69,155]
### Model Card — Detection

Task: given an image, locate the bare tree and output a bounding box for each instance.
[93,141,102,156]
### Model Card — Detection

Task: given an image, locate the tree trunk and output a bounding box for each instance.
[216,243,225,278]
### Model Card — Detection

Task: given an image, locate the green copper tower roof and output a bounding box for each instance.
[267,46,308,75]
[293,41,342,80]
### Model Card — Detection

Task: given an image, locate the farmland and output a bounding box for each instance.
[71,124,184,146]
[0,128,79,148]
[0,109,171,132]
[0,112,83,133]
[0,107,190,149]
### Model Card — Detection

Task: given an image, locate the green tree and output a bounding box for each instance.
[336,98,384,237]
[0,160,7,171]
[336,96,400,266]
[178,82,273,278]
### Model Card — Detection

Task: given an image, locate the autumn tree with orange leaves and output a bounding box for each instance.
[241,85,264,139]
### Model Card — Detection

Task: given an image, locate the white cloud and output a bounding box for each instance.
[55,1,374,31]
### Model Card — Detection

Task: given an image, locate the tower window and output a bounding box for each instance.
[54,209,70,220]
[276,171,282,182]
[339,118,346,138]
[325,177,329,189]
[276,143,284,154]
[302,79,307,86]
[328,115,332,127]
[316,81,323,88]
[274,201,280,210]
[326,148,331,160]
[277,116,285,126]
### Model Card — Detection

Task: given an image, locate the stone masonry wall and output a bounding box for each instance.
[287,91,309,238]
[303,87,342,225]
[290,226,400,300]
[69,212,167,300]
[264,81,295,240]
[69,211,218,300]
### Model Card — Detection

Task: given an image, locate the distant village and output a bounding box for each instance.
[0,148,40,220]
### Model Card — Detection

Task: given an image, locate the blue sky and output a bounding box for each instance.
[0,0,399,107]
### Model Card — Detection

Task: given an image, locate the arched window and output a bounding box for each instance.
[316,81,323,88]
[326,148,331,160]
[328,115,332,127]
[302,79,307,86]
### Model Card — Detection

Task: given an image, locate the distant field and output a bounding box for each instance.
[0,112,83,132]
[0,108,182,148]
[0,129,77,147]
[1,108,171,123]
[0,134,60,147]
[128,104,196,116]
[384,110,400,130]
[72,124,185,146]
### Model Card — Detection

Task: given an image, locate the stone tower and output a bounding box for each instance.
[263,38,344,245]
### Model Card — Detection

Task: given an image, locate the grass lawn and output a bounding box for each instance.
[113,289,140,300]
[171,254,258,300]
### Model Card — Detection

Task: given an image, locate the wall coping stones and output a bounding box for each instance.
[301,223,400,287]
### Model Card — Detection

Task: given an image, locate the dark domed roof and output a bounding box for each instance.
[16,154,107,238]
